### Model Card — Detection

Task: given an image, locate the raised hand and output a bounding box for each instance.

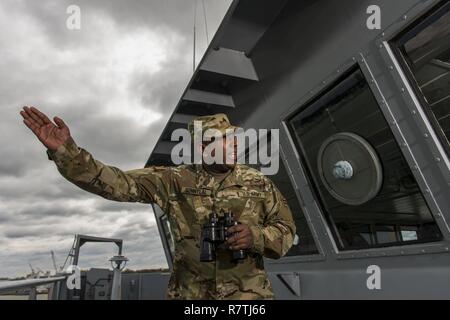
[20,106,71,151]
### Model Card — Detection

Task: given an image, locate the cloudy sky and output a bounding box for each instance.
[0,0,232,278]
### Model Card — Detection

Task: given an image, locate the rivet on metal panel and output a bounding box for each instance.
[425,189,431,193]
[401,142,407,147]
[337,69,340,73]
[389,66,394,70]
[381,32,385,37]
[401,88,405,92]
[352,57,356,61]
[412,110,417,115]
[391,120,396,125]
[403,15,408,20]
[435,157,441,162]
[424,133,429,138]
[445,247,449,251]
[370,79,375,83]
[412,165,418,170]
[322,81,326,85]
[400,251,404,255]
[379,44,383,49]
[421,249,426,253]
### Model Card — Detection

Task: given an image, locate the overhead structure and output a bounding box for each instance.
[146,0,289,166]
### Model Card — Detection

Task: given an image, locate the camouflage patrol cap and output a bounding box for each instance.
[188,113,240,139]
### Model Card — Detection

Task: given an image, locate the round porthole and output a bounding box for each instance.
[317,132,383,206]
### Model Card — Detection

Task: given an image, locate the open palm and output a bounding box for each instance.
[20,106,71,151]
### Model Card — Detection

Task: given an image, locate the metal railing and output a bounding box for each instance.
[0,276,67,300]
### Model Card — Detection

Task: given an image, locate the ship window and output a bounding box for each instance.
[400,226,418,241]
[287,67,443,250]
[392,2,450,156]
[376,226,398,244]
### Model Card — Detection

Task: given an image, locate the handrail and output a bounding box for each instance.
[0,276,66,293]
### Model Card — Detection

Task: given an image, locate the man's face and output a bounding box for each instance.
[201,134,238,168]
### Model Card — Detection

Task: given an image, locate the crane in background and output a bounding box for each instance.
[50,250,62,275]
[27,263,40,279]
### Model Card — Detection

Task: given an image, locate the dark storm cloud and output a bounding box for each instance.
[96,201,147,213]
[0,159,28,178]
[0,0,231,278]
[83,0,194,32]
[15,0,192,49]
[73,113,157,166]
[132,54,192,114]
[9,202,89,219]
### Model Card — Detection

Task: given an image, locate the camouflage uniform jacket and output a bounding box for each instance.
[47,138,296,300]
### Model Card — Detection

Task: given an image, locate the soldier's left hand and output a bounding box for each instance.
[226,224,253,250]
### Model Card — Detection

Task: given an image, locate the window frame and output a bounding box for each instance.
[275,44,450,263]
[285,65,443,252]
[389,1,450,158]
[275,147,321,257]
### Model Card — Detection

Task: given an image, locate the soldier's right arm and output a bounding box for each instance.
[20,106,170,207]
[47,137,171,208]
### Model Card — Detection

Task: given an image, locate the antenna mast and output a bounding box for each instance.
[51,250,59,274]
[201,0,209,45]
[193,0,197,72]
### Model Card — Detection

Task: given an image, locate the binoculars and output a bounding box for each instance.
[200,211,247,262]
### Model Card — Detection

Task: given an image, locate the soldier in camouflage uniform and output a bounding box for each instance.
[20,106,296,300]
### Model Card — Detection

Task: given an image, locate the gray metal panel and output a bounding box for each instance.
[171,113,197,125]
[200,47,259,80]
[215,0,289,54]
[264,0,450,299]
[122,272,170,300]
[146,0,450,299]
[183,88,235,108]
[152,141,180,156]
[138,273,171,300]
[236,0,449,299]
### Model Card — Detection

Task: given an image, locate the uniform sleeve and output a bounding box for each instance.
[248,180,296,259]
[46,137,172,209]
